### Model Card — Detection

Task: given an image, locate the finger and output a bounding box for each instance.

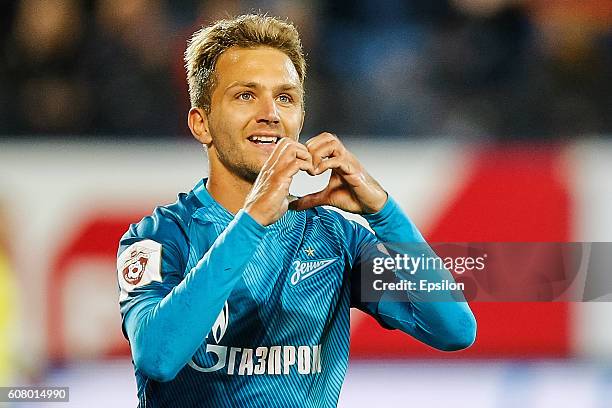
[280,156,315,180]
[289,155,314,172]
[298,151,315,174]
[312,156,352,175]
[293,143,313,163]
[277,143,313,173]
[288,189,328,211]
[262,137,293,170]
[266,141,312,175]
[309,140,345,170]
[265,139,299,172]
[306,134,340,159]
[304,132,337,151]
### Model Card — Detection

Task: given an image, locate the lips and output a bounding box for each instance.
[246,133,283,154]
[247,135,281,144]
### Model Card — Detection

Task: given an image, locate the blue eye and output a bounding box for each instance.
[278,94,292,103]
[239,93,253,101]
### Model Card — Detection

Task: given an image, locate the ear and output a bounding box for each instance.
[188,107,212,145]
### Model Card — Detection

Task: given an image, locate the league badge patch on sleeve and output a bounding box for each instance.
[117,239,162,301]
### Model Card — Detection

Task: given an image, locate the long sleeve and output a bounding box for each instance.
[354,196,477,351]
[119,209,266,382]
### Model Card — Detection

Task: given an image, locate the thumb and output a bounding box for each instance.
[289,190,328,211]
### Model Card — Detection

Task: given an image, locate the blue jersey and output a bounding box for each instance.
[117,179,475,407]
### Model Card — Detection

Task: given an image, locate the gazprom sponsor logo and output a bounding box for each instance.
[189,301,323,376]
[290,258,337,285]
[209,301,229,344]
[188,344,323,376]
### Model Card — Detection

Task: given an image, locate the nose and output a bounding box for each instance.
[255,95,280,124]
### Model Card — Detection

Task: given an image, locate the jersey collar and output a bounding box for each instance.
[191,178,235,224]
[191,177,303,230]
[192,178,214,208]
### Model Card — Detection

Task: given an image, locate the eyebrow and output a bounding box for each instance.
[225,81,302,94]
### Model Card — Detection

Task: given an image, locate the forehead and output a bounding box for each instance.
[213,46,301,89]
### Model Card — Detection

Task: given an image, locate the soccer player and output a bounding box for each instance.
[117,14,476,407]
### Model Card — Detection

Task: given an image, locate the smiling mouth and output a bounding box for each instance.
[247,135,281,145]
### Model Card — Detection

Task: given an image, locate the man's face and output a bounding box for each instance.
[204,46,305,182]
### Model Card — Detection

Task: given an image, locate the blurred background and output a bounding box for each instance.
[1,0,611,140]
[1,0,612,407]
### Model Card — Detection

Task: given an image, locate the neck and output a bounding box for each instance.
[206,162,254,215]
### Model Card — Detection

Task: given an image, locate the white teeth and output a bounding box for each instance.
[249,136,280,144]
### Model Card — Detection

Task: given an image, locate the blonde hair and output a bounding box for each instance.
[184,14,306,112]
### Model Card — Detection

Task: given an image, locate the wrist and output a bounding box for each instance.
[362,194,397,222]
[234,209,269,236]
[243,205,269,227]
[362,190,389,214]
